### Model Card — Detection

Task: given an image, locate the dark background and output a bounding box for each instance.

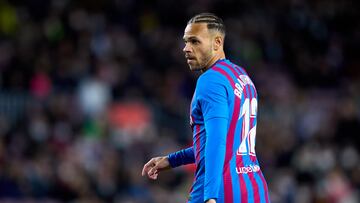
[0,0,359,202]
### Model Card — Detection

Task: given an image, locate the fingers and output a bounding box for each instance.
[142,157,164,180]
[148,169,158,180]
[150,173,158,180]
[148,167,158,177]
[142,158,160,179]
[142,158,155,176]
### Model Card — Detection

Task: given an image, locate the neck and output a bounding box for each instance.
[201,51,226,73]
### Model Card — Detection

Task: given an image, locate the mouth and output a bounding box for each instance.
[185,56,196,62]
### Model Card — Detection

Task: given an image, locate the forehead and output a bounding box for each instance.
[183,23,209,39]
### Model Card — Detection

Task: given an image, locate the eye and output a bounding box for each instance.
[183,38,200,45]
[190,39,200,45]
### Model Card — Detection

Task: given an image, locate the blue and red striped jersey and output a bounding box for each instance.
[168,59,270,203]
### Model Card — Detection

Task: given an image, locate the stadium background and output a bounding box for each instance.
[0,0,359,202]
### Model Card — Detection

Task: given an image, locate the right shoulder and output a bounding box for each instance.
[195,68,230,99]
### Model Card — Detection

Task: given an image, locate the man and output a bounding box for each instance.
[142,13,270,203]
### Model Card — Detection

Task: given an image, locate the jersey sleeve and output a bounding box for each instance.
[197,71,229,201]
[167,147,195,168]
[204,117,228,201]
[196,72,229,120]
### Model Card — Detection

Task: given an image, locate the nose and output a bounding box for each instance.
[183,43,191,53]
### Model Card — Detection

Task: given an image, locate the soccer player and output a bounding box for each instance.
[142,13,270,203]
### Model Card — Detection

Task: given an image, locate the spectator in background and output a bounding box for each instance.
[0,0,359,202]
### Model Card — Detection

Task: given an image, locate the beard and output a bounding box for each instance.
[188,51,213,72]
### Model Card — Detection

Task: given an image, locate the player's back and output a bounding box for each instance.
[189,59,270,203]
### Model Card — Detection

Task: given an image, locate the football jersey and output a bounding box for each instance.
[169,59,270,203]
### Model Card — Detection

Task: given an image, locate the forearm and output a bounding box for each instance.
[167,146,195,168]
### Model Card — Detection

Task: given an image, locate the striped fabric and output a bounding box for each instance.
[188,59,270,203]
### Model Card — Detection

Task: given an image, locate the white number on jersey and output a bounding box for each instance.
[237,98,257,156]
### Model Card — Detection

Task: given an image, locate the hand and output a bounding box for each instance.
[205,199,216,203]
[141,156,171,180]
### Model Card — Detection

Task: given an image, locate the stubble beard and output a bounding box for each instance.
[189,51,213,72]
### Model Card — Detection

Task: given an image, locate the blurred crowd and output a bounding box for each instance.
[0,0,359,202]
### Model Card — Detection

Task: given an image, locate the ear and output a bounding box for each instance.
[213,35,223,51]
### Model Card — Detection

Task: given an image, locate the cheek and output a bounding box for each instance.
[196,46,207,57]
[199,47,212,59]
